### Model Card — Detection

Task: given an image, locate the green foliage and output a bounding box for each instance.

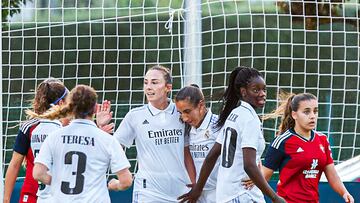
[2,0,31,29]
[277,0,358,30]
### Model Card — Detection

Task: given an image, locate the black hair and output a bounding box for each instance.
[175,84,204,107]
[175,84,204,137]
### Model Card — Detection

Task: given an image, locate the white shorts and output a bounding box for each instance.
[132,191,178,203]
[198,189,216,203]
[225,193,266,203]
[36,197,53,203]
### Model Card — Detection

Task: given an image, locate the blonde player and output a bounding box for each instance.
[175,85,219,203]
[33,85,132,203]
[114,65,196,203]
[4,78,67,203]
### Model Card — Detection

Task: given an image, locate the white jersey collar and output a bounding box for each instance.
[240,100,254,110]
[196,109,213,130]
[70,119,97,127]
[147,99,175,116]
[39,119,62,127]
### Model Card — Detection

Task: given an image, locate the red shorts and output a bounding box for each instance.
[19,192,37,203]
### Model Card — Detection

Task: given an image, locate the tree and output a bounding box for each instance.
[277,0,358,30]
[2,0,32,28]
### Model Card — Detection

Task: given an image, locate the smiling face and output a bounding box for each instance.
[143,69,172,106]
[240,76,267,108]
[292,99,318,135]
[175,99,206,128]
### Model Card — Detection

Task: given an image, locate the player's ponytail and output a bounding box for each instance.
[34,105,71,120]
[216,67,242,130]
[279,94,296,134]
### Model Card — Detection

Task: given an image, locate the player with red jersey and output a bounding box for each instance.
[262,92,354,203]
[4,78,68,203]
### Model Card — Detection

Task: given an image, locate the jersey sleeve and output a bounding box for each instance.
[241,118,262,150]
[263,139,286,171]
[109,136,131,173]
[34,135,53,170]
[14,119,39,155]
[114,112,136,148]
[13,129,31,155]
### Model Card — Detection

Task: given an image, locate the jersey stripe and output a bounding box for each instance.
[239,103,256,117]
[20,119,39,133]
[271,131,292,149]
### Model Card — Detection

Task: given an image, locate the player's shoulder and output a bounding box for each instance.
[270,130,293,149]
[314,130,328,137]
[314,131,330,142]
[126,105,148,115]
[92,128,121,151]
[238,101,256,116]
[19,118,40,134]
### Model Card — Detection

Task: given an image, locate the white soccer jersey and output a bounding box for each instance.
[30,119,62,201]
[187,110,219,191]
[114,101,190,202]
[215,101,266,203]
[35,119,130,203]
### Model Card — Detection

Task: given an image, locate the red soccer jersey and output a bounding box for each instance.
[13,119,39,199]
[264,129,333,203]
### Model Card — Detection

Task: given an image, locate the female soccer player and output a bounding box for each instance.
[175,85,219,203]
[4,78,114,203]
[178,66,285,203]
[3,78,68,203]
[262,92,354,203]
[114,65,196,203]
[33,84,132,202]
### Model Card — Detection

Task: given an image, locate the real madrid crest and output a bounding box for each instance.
[204,129,210,138]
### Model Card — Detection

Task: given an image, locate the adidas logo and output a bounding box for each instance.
[142,120,149,124]
[296,147,304,153]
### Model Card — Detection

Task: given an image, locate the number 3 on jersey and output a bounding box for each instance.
[61,151,87,195]
[221,127,237,168]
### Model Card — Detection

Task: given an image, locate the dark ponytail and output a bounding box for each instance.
[216,67,242,129]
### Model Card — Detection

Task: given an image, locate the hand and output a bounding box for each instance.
[177,187,202,203]
[241,178,254,190]
[342,192,354,203]
[99,123,115,134]
[96,100,113,127]
[108,178,120,190]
